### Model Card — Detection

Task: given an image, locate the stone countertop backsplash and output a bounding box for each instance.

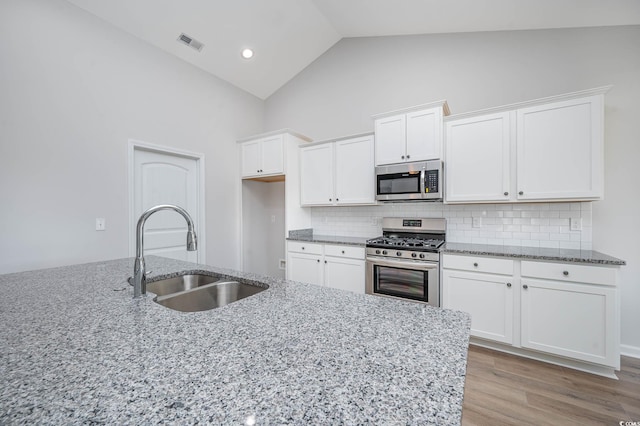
[443,242,625,265]
[0,256,470,425]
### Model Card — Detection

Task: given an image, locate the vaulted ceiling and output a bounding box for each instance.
[65,0,640,99]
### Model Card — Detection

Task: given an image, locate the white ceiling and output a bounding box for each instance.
[66,0,640,99]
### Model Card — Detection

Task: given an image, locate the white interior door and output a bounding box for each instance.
[132,147,202,263]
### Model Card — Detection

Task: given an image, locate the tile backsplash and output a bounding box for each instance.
[310,202,592,250]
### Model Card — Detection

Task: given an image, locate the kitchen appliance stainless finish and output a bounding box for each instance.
[366,218,445,307]
[375,160,442,202]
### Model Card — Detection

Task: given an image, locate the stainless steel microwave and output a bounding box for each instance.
[375,160,443,201]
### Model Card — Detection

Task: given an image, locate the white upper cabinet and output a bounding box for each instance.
[300,134,375,206]
[300,143,334,205]
[373,101,449,166]
[445,87,608,203]
[516,95,603,200]
[334,136,375,204]
[445,112,511,202]
[240,134,284,178]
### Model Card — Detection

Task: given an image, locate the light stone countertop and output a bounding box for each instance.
[0,256,471,425]
[443,242,626,265]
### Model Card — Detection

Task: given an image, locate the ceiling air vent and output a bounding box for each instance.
[177,33,204,52]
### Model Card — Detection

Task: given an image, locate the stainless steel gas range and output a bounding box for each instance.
[365,218,445,307]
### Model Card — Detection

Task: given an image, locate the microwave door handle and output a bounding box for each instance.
[420,169,426,198]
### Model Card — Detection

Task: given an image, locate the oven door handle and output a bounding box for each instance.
[366,256,438,271]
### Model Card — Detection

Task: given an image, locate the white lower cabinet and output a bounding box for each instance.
[442,270,514,345]
[442,254,620,374]
[287,242,365,294]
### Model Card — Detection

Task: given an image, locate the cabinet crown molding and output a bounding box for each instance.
[305,131,374,147]
[372,99,450,119]
[445,86,612,122]
[237,128,312,143]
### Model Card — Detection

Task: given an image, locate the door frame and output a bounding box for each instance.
[127,139,206,263]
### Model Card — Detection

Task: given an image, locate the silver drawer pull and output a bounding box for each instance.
[523,284,528,289]
[506,283,512,288]
[563,271,569,276]
[473,262,478,267]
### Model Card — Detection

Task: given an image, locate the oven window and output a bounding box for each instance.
[378,174,420,195]
[374,265,426,300]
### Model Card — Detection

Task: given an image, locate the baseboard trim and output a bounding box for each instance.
[620,344,640,359]
[469,338,619,379]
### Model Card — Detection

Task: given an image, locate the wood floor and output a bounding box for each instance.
[461,345,640,425]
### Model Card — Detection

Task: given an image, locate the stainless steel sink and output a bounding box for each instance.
[155,280,267,312]
[138,273,268,312]
[146,274,222,296]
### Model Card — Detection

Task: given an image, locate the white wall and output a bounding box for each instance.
[0,0,264,273]
[265,27,640,354]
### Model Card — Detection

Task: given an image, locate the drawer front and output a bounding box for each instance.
[324,244,365,260]
[442,254,514,275]
[287,241,323,255]
[521,261,617,286]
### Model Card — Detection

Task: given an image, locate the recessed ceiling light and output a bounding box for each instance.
[241,48,254,59]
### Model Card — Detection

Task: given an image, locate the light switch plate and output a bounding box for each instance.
[472,217,482,228]
[95,218,106,231]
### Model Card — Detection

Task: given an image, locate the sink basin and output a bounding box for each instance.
[155,280,267,312]
[146,273,222,296]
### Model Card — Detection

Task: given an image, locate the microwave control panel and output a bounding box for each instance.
[425,170,439,193]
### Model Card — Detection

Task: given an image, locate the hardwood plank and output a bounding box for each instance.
[462,346,640,425]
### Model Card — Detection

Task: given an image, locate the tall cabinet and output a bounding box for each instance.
[238,130,312,278]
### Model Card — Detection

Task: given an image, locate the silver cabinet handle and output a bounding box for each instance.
[401,155,405,159]
[301,247,305,250]
[406,154,410,159]
[523,284,528,289]
[341,250,345,254]
[504,192,509,196]
[473,262,478,267]
[329,198,332,201]
[336,198,339,201]
[316,259,319,263]
[519,191,524,195]
[563,271,569,276]
[324,260,327,264]
[507,283,512,288]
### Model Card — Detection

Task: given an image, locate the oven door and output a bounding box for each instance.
[365,256,440,307]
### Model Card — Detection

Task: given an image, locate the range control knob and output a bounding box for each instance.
[382,250,388,255]
[375,249,381,255]
[396,251,402,257]
[411,253,417,258]
[419,253,425,259]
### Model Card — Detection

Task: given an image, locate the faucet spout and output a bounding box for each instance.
[133,204,197,298]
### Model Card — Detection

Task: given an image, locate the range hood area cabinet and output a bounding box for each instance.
[373,100,450,166]
[299,133,375,206]
[444,87,608,203]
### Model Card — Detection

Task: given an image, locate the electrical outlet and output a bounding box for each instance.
[472,217,482,228]
[278,259,286,270]
[95,218,106,231]
[570,217,582,231]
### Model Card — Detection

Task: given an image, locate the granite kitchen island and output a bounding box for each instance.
[0,256,470,424]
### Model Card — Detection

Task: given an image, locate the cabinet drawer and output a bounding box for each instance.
[521,261,617,286]
[287,241,323,255]
[324,244,365,260]
[442,254,514,275]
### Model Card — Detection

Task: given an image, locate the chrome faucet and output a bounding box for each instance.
[133,204,197,298]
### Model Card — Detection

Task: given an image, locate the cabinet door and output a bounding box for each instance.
[300,144,334,206]
[516,95,603,200]
[334,136,375,205]
[240,140,261,177]
[374,114,406,165]
[520,278,617,367]
[442,270,514,344]
[260,135,284,175]
[324,256,365,294]
[445,112,511,202]
[406,108,442,161]
[287,252,323,286]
